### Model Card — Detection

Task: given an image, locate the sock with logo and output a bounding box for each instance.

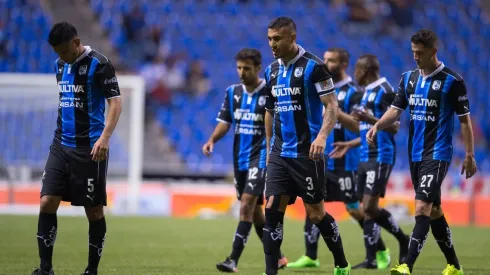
[431,215,460,269]
[363,218,380,266]
[357,217,386,251]
[404,215,430,272]
[314,213,348,268]
[37,212,57,272]
[374,208,407,243]
[255,222,285,260]
[87,217,106,273]
[229,221,253,265]
[263,208,285,275]
[304,217,320,260]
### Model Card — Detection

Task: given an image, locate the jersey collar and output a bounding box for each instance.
[71,46,92,65]
[365,77,387,90]
[421,62,445,80]
[278,45,305,68]
[242,79,266,95]
[334,76,353,89]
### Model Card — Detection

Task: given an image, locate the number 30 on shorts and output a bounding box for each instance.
[339,177,352,191]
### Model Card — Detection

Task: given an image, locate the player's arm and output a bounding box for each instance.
[366,76,408,144]
[265,110,273,161]
[203,90,233,156]
[337,110,359,133]
[92,62,123,162]
[451,79,477,178]
[310,64,338,160]
[329,137,361,159]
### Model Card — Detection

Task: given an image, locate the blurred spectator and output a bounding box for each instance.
[386,0,415,27]
[185,60,211,97]
[164,56,186,92]
[0,22,5,58]
[140,54,170,107]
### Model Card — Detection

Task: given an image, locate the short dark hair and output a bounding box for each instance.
[358,54,380,73]
[268,16,296,32]
[235,48,262,66]
[327,48,350,64]
[411,29,438,48]
[48,22,78,46]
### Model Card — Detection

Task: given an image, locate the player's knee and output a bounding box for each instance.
[414,200,432,216]
[85,205,104,221]
[40,195,61,213]
[430,205,444,220]
[362,202,377,217]
[239,201,255,220]
[253,205,265,224]
[306,211,324,224]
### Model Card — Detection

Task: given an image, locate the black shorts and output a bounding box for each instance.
[41,142,108,207]
[265,155,325,204]
[410,160,449,206]
[234,167,265,205]
[325,170,358,204]
[356,161,393,198]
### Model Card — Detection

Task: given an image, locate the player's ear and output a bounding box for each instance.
[256,64,262,73]
[291,32,296,43]
[73,37,80,47]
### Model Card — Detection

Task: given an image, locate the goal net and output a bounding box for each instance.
[0,73,145,214]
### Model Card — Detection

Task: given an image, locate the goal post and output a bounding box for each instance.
[0,73,145,215]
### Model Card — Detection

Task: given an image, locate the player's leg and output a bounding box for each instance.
[292,158,350,273]
[286,216,321,268]
[262,155,291,275]
[252,200,288,269]
[361,163,409,265]
[34,144,67,275]
[70,150,108,275]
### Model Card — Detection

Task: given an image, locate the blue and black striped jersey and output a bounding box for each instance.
[391,63,470,162]
[359,77,396,164]
[217,80,268,171]
[326,77,363,171]
[264,46,335,159]
[54,46,120,148]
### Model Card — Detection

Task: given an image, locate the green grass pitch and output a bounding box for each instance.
[1,215,489,274]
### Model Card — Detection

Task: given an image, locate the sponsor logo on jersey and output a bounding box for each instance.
[78,65,87,75]
[409,94,438,107]
[271,84,302,97]
[432,80,441,91]
[294,67,303,77]
[318,78,334,91]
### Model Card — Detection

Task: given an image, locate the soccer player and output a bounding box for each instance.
[370,29,476,275]
[202,48,287,273]
[262,17,351,275]
[32,22,122,275]
[287,48,390,270]
[338,54,410,269]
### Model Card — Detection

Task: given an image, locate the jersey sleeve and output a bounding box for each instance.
[391,76,409,110]
[311,63,335,96]
[264,73,275,110]
[348,91,364,113]
[448,79,470,116]
[381,91,396,112]
[94,62,121,99]
[216,88,232,124]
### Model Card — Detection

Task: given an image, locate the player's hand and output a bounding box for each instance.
[329,141,350,159]
[461,154,477,179]
[91,137,109,162]
[310,136,326,161]
[366,125,378,146]
[202,141,214,157]
[352,109,368,122]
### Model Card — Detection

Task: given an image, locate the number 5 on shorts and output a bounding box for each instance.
[305,177,314,191]
[88,178,94,193]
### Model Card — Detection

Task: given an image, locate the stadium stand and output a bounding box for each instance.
[1,0,489,173]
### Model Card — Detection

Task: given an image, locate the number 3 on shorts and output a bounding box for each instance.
[305,177,314,191]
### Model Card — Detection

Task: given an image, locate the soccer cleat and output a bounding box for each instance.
[31,268,54,275]
[376,248,391,269]
[442,264,464,275]
[278,255,288,269]
[216,257,238,273]
[390,263,411,275]
[333,262,351,275]
[352,259,377,269]
[286,255,320,268]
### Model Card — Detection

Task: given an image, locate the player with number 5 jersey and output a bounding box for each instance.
[369,29,476,275]
[202,49,287,273]
[33,22,123,275]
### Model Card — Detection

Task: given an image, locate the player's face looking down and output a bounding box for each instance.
[354,60,368,86]
[52,37,81,64]
[236,59,261,86]
[267,27,296,59]
[324,51,344,80]
[411,42,437,70]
